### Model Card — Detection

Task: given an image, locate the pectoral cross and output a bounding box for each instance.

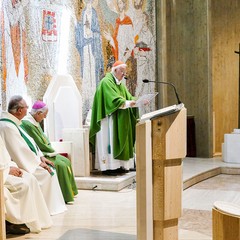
[234,43,240,128]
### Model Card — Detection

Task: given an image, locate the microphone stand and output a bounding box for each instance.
[235,43,240,128]
[142,79,182,105]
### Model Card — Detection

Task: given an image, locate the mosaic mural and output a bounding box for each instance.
[0,0,156,121]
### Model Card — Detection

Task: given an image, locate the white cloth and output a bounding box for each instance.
[0,136,53,233]
[0,112,67,215]
[95,116,134,171]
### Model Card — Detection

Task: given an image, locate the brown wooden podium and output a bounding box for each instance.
[136,105,186,240]
[0,168,6,240]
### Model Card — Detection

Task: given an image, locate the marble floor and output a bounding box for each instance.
[6,157,240,240]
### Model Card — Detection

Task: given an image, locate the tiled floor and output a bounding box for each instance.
[180,174,240,239]
[6,157,240,240]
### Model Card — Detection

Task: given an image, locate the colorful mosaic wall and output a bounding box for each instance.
[0,0,156,122]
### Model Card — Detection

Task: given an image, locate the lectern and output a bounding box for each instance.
[136,104,186,240]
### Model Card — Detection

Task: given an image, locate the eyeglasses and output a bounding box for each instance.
[20,105,29,109]
[118,69,127,76]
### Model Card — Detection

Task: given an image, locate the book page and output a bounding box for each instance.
[135,92,158,107]
[45,152,58,157]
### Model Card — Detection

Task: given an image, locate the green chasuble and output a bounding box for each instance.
[90,72,139,160]
[21,118,78,203]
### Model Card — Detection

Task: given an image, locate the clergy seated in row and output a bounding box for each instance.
[89,61,138,176]
[0,135,52,234]
[0,95,67,216]
[21,101,78,203]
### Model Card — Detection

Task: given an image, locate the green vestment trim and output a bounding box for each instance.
[0,118,37,155]
[89,72,139,160]
[21,120,55,155]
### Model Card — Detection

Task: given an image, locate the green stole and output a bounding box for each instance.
[0,118,37,155]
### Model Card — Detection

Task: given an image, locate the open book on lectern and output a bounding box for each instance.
[139,103,185,123]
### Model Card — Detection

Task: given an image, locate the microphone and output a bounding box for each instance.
[142,79,182,104]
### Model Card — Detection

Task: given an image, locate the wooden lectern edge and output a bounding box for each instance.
[149,109,180,121]
[138,109,176,123]
[138,103,185,124]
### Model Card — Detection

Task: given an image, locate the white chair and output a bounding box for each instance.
[51,141,73,162]
[222,131,240,163]
[43,74,90,177]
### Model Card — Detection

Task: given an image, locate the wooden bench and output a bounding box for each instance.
[0,167,6,240]
[213,201,240,240]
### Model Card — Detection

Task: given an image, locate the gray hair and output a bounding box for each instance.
[30,106,48,115]
[111,63,127,74]
[8,95,24,114]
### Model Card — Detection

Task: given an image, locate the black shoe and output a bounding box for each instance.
[6,221,30,235]
[114,167,129,174]
[102,170,118,176]
[129,168,136,172]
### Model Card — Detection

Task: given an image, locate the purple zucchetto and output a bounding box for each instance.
[30,100,48,114]
[32,100,46,110]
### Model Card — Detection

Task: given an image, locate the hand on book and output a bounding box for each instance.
[130,100,136,107]
[142,99,150,106]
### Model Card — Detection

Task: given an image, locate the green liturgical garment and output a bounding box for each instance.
[21,118,78,203]
[90,72,139,160]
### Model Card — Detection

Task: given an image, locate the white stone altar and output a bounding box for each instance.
[222,129,240,163]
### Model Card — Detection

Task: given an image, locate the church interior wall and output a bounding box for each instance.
[212,0,239,154]
[26,0,82,104]
[157,0,239,157]
[162,0,213,157]
[1,0,238,158]
[0,0,157,123]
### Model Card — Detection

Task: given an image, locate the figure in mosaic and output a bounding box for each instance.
[132,1,156,114]
[1,0,29,104]
[103,0,137,95]
[103,0,134,63]
[75,0,104,122]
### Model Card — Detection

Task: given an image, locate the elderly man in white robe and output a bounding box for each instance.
[0,95,67,215]
[0,136,52,234]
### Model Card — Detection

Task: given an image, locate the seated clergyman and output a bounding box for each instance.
[0,95,67,215]
[0,135,52,234]
[21,100,78,203]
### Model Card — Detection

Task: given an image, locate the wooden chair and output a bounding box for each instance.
[0,167,6,240]
[213,201,240,240]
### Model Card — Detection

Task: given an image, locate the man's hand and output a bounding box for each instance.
[130,100,136,107]
[40,162,53,175]
[143,99,150,106]
[40,156,55,168]
[9,167,23,177]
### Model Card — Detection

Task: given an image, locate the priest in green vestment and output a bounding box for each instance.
[90,60,139,175]
[21,101,78,203]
